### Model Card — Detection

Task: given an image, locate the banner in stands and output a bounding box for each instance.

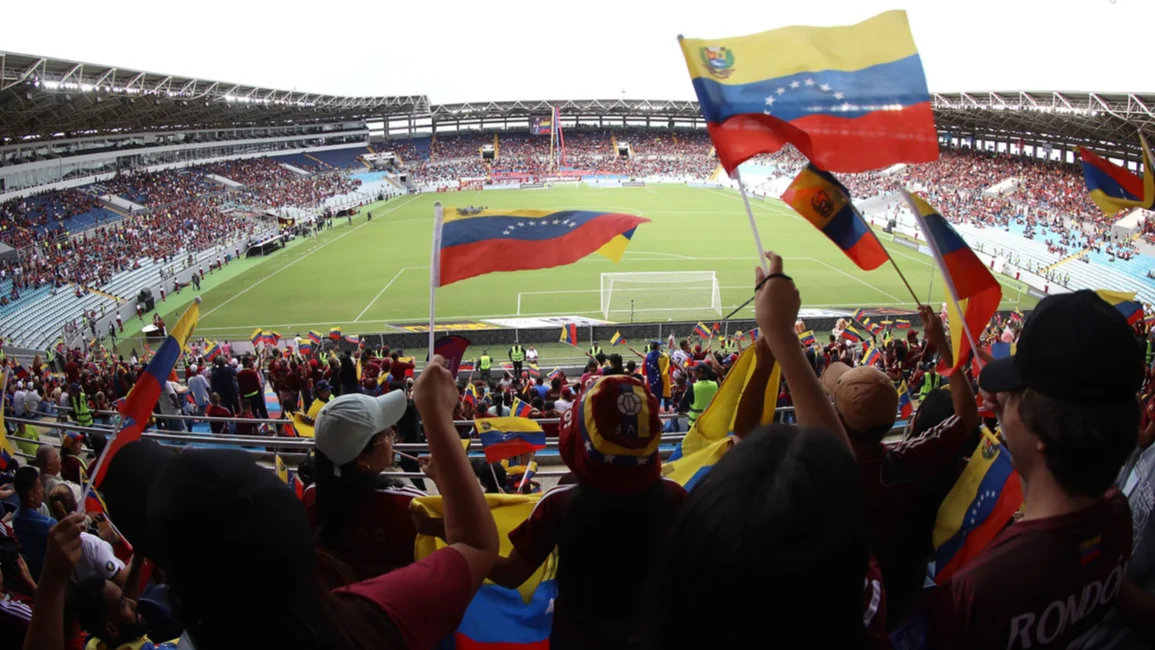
[460,179,484,190]
[483,316,612,329]
[392,321,501,332]
[797,308,862,319]
[530,116,553,135]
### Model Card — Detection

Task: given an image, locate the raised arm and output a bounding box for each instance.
[412,355,499,593]
[755,252,849,447]
[919,305,979,434]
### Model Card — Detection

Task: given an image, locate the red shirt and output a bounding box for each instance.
[206,404,232,433]
[236,368,261,397]
[856,415,973,606]
[235,412,258,436]
[334,547,472,650]
[303,484,426,586]
[390,359,414,381]
[907,491,1132,650]
[508,480,688,643]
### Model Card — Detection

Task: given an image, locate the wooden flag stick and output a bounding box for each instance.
[733,170,770,273]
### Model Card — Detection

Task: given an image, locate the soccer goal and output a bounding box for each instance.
[600,272,722,321]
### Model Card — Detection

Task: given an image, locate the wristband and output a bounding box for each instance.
[755,272,792,290]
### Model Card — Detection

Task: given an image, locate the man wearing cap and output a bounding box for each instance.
[300,380,332,424]
[911,290,1142,649]
[823,305,979,616]
[306,392,427,585]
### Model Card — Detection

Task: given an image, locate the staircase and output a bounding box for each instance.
[494,133,500,158]
[1039,248,1091,274]
[304,153,332,170]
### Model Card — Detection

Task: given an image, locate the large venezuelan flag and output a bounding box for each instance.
[413,494,556,650]
[1078,134,1155,216]
[91,299,200,488]
[932,432,1023,583]
[435,208,650,286]
[679,10,938,174]
[1095,289,1144,325]
[905,191,1001,373]
[781,164,889,270]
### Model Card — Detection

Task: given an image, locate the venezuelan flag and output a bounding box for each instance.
[299,341,313,356]
[894,319,912,330]
[250,328,262,346]
[674,345,780,460]
[933,431,1023,583]
[680,10,937,174]
[609,331,625,346]
[526,362,540,378]
[897,381,912,419]
[477,417,546,463]
[662,437,732,491]
[559,323,578,346]
[863,345,882,368]
[852,308,867,323]
[547,367,562,380]
[693,322,712,339]
[798,330,817,347]
[329,326,341,341]
[1095,289,1144,325]
[511,396,534,418]
[344,334,361,346]
[307,330,322,345]
[841,326,864,343]
[275,454,304,499]
[1078,134,1155,216]
[462,383,478,408]
[905,191,1002,373]
[782,164,890,269]
[204,341,222,362]
[91,299,199,488]
[435,207,650,286]
[0,373,15,471]
[413,494,556,648]
[458,359,476,373]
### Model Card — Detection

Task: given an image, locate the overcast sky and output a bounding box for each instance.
[5,0,1147,104]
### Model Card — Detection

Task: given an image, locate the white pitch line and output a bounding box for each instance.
[199,194,420,321]
[623,250,693,259]
[808,258,905,303]
[354,266,427,322]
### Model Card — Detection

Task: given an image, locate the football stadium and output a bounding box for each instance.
[2,3,1155,648]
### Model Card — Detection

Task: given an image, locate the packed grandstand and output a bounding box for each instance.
[2,47,1155,650]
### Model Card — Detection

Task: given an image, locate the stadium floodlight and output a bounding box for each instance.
[600,272,721,321]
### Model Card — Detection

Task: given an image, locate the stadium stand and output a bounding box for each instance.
[3,50,1155,650]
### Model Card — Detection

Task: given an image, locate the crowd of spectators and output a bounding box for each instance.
[101,169,218,208]
[3,255,1154,649]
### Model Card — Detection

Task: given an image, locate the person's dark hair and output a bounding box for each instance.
[551,378,562,392]
[68,577,111,641]
[608,354,623,372]
[13,467,38,501]
[595,353,607,365]
[626,360,637,373]
[556,481,681,642]
[1018,388,1139,498]
[586,360,598,373]
[313,439,403,550]
[472,458,506,494]
[646,425,867,648]
[909,388,956,439]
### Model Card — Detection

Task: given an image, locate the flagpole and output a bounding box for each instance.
[733,170,770,273]
[901,190,984,369]
[428,202,444,361]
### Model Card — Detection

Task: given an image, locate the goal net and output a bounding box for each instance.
[600,272,722,321]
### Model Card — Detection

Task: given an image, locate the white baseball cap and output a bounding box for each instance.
[314,392,407,466]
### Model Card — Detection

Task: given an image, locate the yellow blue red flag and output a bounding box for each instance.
[676,344,781,460]
[1078,134,1155,216]
[679,10,938,174]
[435,207,649,286]
[781,164,889,270]
[412,494,556,648]
[476,417,546,463]
[1095,289,1144,325]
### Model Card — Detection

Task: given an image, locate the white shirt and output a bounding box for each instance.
[158,381,180,415]
[24,391,42,415]
[11,390,25,417]
[58,391,70,408]
[554,398,573,413]
[188,374,210,406]
[75,532,125,583]
[525,349,539,362]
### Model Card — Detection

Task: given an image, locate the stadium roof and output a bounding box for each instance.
[0,52,429,143]
[932,91,1155,157]
[4,50,1155,159]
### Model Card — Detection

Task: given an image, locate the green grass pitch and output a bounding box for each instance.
[125,184,1037,344]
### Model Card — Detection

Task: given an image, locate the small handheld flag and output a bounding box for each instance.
[781,164,889,271]
[560,323,579,346]
[329,326,342,341]
[862,345,883,368]
[432,335,472,375]
[897,381,912,419]
[476,417,547,463]
[511,396,534,418]
[798,330,817,347]
[308,330,322,345]
[250,328,263,347]
[841,327,864,344]
[1078,134,1155,216]
[693,322,712,339]
[1095,290,1143,325]
[609,331,625,346]
[458,359,476,373]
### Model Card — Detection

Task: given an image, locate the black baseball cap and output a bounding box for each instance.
[979,290,1144,404]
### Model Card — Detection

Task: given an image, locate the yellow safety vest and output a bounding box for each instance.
[510,346,525,362]
[479,355,492,371]
[589,346,602,357]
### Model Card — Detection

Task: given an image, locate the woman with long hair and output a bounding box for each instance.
[306,390,427,587]
[488,374,686,649]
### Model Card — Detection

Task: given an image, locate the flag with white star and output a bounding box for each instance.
[436,208,650,286]
[679,10,938,173]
